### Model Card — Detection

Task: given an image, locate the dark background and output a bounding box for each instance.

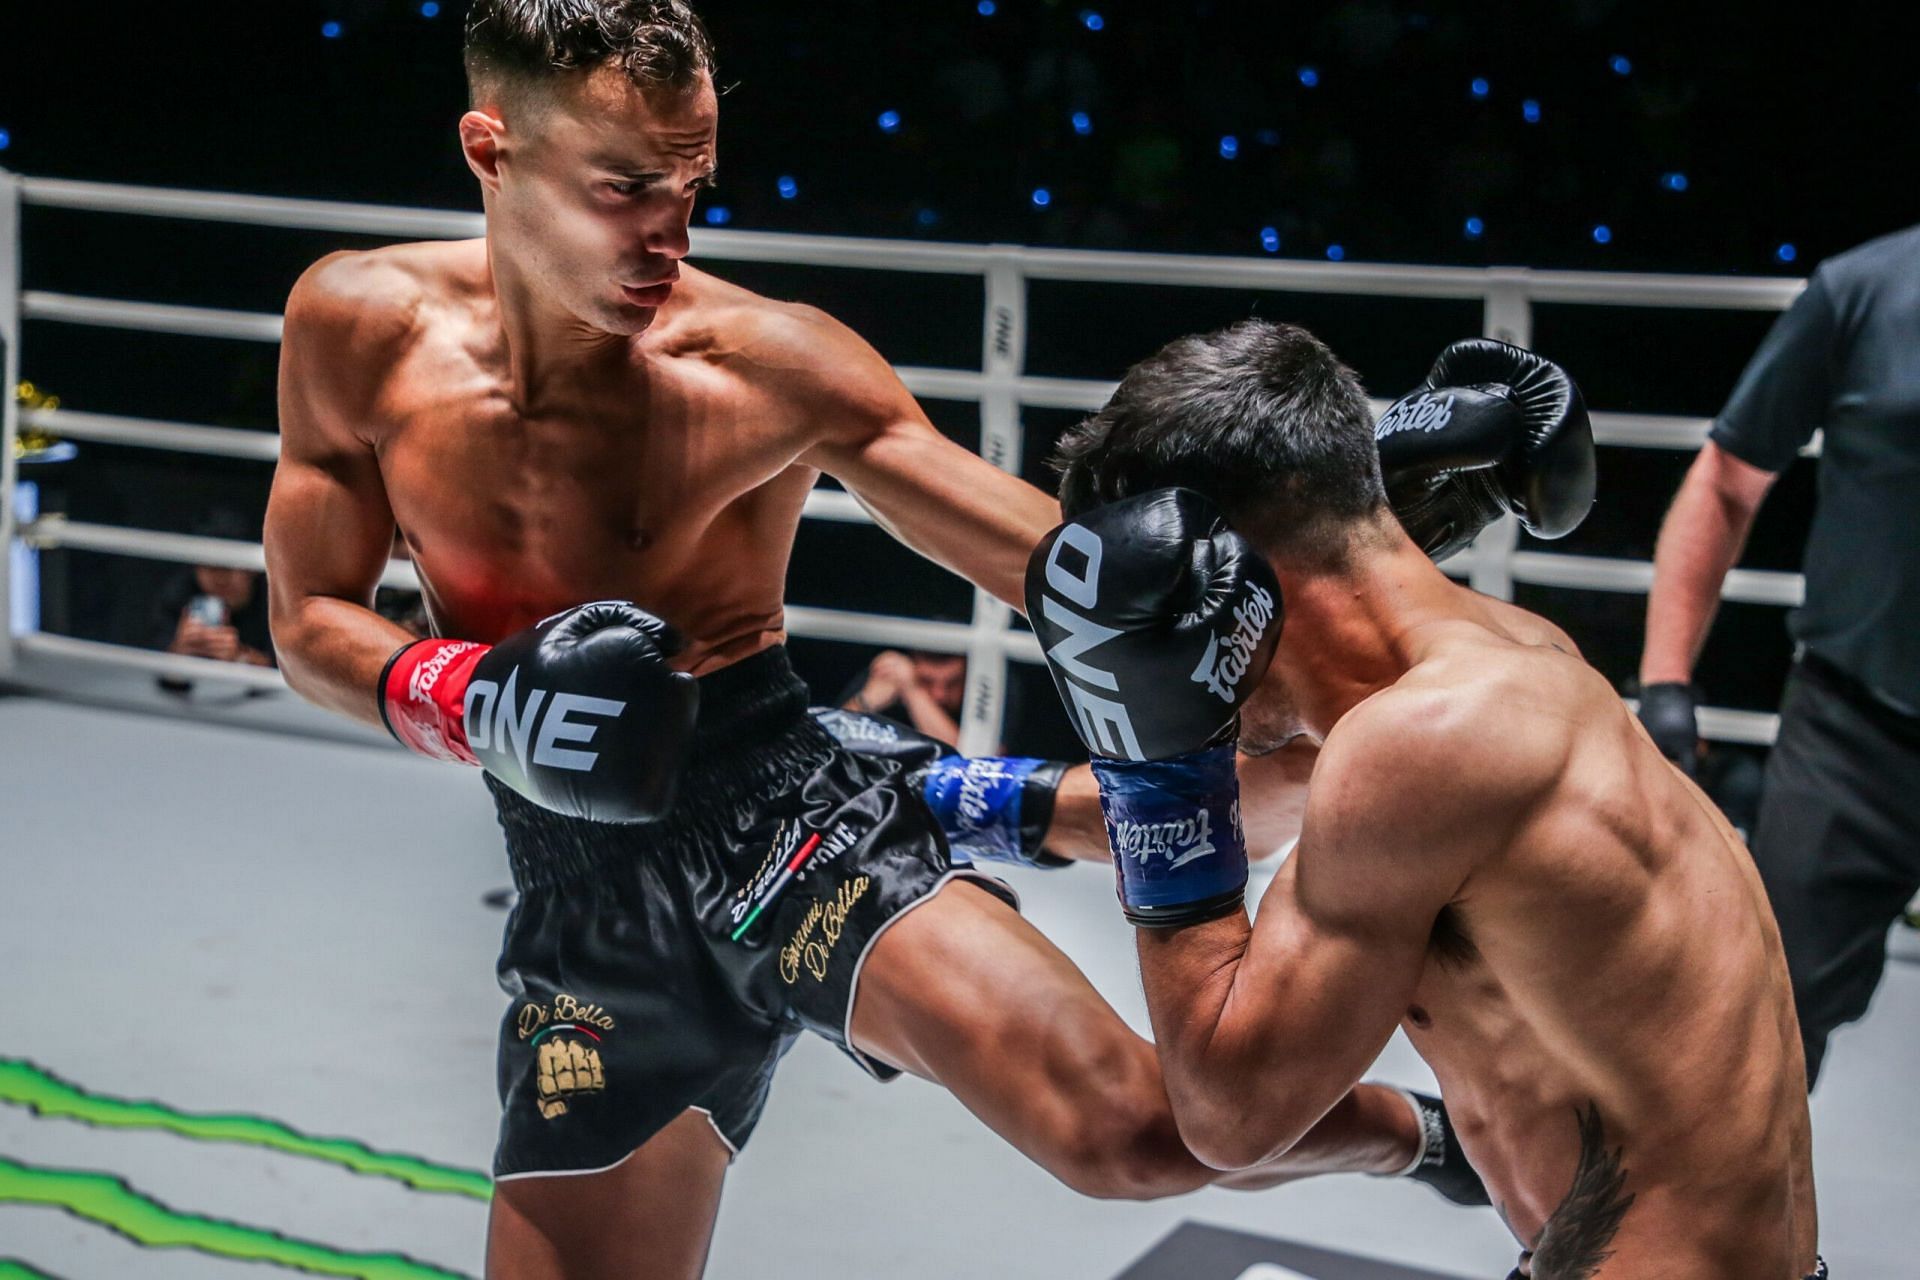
[3,0,1915,757]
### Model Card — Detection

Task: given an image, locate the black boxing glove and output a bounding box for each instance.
[813,708,1072,869]
[380,601,698,823]
[1376,339,1596,562]
[1636,682,1701,778]
[1025,488,1281,926]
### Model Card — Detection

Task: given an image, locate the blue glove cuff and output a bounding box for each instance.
[1092,744,1248,924]
[923,755,1049,864]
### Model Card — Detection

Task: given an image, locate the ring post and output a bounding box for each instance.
[1469,269,1535,603]
[0,167,24,674]
[959,250,1029,756]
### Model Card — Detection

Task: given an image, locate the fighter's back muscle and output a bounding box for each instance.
[1332,620,1805,1256]
[290,242,826,657]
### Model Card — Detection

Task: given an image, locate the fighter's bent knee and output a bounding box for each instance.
[1030,1010,1201,1200]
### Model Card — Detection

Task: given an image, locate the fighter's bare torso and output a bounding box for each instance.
[1307,595,1816,1275]
[298,239,867,665]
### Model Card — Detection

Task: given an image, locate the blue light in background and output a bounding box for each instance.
[1326,243,1346,261]
[777,175,799,200]
[1610,54,1632,76]
[1469,77,1490,100]
[916,207,940,229]
[1298,66,1320,88]
[1219,135,1239,159]
[877,110,902,134]
[1521,98,1542,124]
[704,205,733,226]
[1464,216,1484,239]
[1080,10,1104,30]
[321,20,343,38]
[1071,111,1093,136]
[1661,171,1689,192]
[1259,227,1281,253]
[0,130,11,152]
[977,0,996,13]
[1592,224,1613,245]
[420,2,440,16]
[1776,242,1798,263]
[1031,187,1053,208]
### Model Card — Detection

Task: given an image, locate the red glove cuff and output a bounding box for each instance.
[380,638,489,765]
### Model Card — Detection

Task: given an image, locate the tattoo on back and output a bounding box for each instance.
[1528,1102,1636,1280]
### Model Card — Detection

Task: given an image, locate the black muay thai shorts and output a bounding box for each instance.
[486,645,1015,1179]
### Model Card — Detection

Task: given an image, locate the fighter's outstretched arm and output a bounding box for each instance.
[782,308,1060,611]
[1137,690,1509,1171]
[266,255,416,726]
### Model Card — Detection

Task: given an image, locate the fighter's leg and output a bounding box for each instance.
[486,1108,730,1280]
[848,878,1417,1199]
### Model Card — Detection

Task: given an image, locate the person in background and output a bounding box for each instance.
[155,509,275,669]
[842,648,967,743]
[1638,222,1920,1087]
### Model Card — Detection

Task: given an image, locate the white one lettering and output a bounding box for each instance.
[464,670,625,775]
[1044,523,1106,610]
[464,679,499,750]
[532,693,627,772]
[1068,682,1145,761]
[1040,595,1123,692]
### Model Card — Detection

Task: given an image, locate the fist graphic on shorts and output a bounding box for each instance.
[535,1037,605,1119]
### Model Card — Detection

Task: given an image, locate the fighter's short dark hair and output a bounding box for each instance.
[464,0,716,103]
[1052,320,1388,565]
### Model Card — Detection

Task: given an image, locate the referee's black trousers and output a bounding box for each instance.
[1750,654,1920,1087]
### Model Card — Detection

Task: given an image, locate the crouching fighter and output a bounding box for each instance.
[1024,324,1822,1279]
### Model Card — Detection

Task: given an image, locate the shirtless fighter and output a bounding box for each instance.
[1021,323,1823,1278]
[264,4,1471,1275]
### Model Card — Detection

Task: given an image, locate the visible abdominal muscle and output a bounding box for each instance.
[1528,1102,1636,1280]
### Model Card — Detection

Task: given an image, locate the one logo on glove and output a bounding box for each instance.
[1375,392,1455,440]
[534,1036,605,1120]
[463,667,628,774]
[1037,524,1145,760]
[1190,582,1275,704]
[1112,808,1218,871]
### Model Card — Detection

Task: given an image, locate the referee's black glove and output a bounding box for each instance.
[1637,683,1701,778]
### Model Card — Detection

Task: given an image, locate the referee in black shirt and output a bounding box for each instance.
[1639,224,1920,1087]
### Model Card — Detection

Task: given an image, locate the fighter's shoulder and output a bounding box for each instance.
[285,241,470,349]
[676,271,901,416]
[1316,657,1570,831]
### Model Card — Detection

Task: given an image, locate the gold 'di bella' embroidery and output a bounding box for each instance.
[779,876,872,984]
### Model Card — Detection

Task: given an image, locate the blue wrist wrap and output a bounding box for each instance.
[922,755,1048,864]
[1091,743,1248,924]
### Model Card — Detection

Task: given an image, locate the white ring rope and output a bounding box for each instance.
[0,174,1810,747]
